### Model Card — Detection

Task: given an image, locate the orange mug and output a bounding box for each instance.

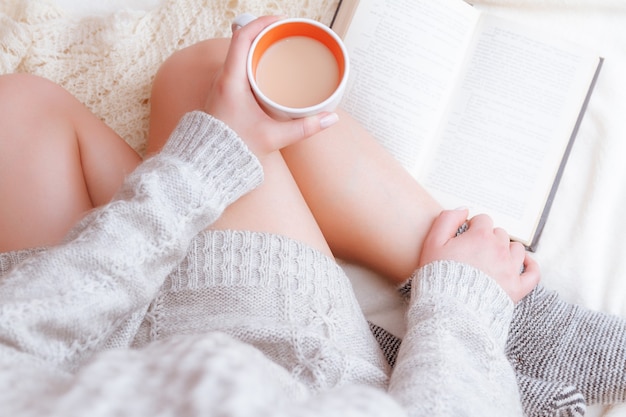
[233,13,350,120]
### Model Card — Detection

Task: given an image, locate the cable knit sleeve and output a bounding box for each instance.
[0,111,262,374]
[389,260,525,416]
[0,111,527,417]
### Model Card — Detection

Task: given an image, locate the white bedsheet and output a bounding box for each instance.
[11,0,626,415]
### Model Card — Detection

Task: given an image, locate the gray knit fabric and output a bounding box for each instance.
[368,321,401,367]
[508,285,626,405]
[0,111,524,416]
[368,319,588,416]
[516,374,586,417]
[373,277,626,416]
[131,229,390,392]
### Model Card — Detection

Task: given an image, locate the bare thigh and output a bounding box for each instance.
[147,39,334,258]
[0,74,141,252]
[282,118,442,283]
[148,38,443,283]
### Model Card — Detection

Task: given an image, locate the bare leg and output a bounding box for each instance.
[281,116,442,283]
[0,74,142,252]
[148,39,333,258]
[148,38,442,284]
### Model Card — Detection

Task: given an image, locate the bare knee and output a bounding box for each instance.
[0,75,74,153]
[0,75,88,251]
[154,38,230,85]
[0,74,79,163]
[0,73,37,96]
[147,38,231,153]
[152,38,230,104]
[0,73,69,110]
[0,73,140,251]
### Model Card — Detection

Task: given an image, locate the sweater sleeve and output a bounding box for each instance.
[388,260,525,416]
[0,111,262,373]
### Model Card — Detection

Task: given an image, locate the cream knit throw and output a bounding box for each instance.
[0,0,339,155]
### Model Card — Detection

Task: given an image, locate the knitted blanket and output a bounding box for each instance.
[0,0,338,155]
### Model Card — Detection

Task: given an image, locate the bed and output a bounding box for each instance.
[1,0,625,415]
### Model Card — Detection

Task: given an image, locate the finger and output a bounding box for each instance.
[509,241,526,271]
[468,213,493,231]
[494,227,510,243]
[520,253,541,290]
[426,208,470,247]
[224,15,283,80]
[267,112,340,149]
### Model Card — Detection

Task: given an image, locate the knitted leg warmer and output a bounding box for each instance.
[368,320,587,417]
[507,285,626,406]
[516,374,586,417]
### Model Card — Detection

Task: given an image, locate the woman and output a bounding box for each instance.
[0,15,622,416]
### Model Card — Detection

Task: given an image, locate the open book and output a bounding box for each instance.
[331,0,602,250]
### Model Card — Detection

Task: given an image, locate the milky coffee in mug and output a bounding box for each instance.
[232,14,350,119]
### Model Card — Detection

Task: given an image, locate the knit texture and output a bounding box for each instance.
[368,321,401,367]
[133,229,390,392]
[516,374,586,417]
[0,112,525,416]
[0,0,339,155]
[374,275,626,416]
[507,285,626,405]
[389,261,524,416]
[0,111,262,372]
[369,319,589,417]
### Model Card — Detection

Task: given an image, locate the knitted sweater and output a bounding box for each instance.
[0,111,524,416]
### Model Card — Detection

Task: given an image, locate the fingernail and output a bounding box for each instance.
[454,206,468,211]
[320,112,339,129]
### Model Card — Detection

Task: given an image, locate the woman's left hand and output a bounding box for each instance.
[419,209,540,303]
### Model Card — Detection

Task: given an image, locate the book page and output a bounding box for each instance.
[338,0,479,171]
[417,15,600,243]
[331,0,360,39]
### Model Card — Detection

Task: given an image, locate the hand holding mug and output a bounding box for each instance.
[202,15,340,159]
[233,13,350,120]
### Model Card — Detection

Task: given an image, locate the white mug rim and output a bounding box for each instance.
[246,18,350,118]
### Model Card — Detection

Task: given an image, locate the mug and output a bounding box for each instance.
[232,13,350,119]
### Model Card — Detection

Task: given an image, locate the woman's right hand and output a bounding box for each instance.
[418,208,540,302]
[202,15,339,160]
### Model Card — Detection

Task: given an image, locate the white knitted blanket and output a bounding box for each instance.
[0,0,338,155]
